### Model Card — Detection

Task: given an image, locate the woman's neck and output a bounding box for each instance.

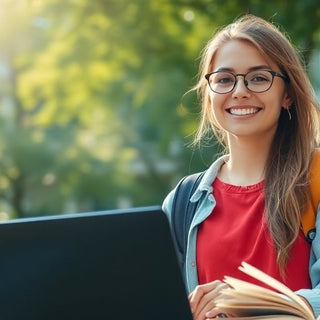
[219,135,272,186]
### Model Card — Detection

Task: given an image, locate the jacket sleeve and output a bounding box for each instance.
[295,204,320,318]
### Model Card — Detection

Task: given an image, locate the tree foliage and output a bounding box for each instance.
[0,0,319,218]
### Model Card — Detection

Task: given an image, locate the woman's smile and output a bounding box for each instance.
[227,106,261,116]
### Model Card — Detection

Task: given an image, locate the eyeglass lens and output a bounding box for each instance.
[207,70,274,94]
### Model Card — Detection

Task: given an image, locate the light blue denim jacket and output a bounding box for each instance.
[162,155,320,317]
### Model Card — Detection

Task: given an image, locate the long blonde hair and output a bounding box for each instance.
[194,15,320,272]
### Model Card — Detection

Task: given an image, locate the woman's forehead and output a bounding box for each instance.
[210,39,278,72]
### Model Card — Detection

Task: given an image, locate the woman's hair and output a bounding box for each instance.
[193,14,320,273]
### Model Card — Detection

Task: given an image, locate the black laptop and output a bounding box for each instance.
[0,206,193,320]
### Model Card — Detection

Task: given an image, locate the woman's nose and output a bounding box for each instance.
[231,77,251,98]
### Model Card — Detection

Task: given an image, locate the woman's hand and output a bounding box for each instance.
[188,280,229,319]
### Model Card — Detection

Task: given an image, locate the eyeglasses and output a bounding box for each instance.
[205,70,290,94]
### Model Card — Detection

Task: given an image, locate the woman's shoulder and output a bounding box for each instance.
[162,154,228,216]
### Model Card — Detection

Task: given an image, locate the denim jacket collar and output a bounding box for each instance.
[190,155,228,202]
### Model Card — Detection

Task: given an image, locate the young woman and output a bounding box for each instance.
[162,15,320,319]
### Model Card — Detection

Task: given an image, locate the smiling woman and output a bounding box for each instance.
[162,14,320,320]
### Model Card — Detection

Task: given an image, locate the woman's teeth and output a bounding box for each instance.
[229,108,259,115]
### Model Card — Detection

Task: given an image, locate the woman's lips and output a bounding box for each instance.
[227,107,261,115]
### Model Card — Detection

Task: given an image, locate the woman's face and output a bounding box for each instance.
[208,40,291,142]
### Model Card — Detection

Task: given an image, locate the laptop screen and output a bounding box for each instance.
[0,206,193,320]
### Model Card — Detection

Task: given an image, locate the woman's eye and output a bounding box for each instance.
[216,77,233,83]
[249,74,270,82]
[254,76,267,81]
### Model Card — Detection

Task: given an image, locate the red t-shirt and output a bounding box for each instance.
[196,178,311,291]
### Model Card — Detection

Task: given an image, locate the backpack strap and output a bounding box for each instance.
[302,149,320,242]
[171,171,205,266]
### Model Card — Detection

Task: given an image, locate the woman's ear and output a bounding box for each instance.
[282,92,293,110]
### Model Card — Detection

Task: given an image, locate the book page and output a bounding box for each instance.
[239,262,314,319]
[226,316,305,320]
[219,277,309,317]
[215,262,315,320]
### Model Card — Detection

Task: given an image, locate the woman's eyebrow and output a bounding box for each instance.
[215,65,271,72]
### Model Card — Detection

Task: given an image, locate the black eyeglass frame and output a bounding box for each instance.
[204,70,290,94]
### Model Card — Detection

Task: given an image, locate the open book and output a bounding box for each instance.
[215,261,319,320]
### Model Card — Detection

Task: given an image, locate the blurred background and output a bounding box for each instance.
[0,0,319,219]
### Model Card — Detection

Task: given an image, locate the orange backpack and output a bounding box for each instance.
[302,149,320,241]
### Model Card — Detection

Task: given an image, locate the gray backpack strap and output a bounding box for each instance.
[171,171,205,267]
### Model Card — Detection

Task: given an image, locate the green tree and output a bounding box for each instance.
[0,0,319,218]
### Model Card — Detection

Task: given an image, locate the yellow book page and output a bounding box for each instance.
[216,299,308,318]
[222,276,296,305]
[239,262,314,320]
[229,316,304,320]
[219,277,308,316]
[215,262,315,320]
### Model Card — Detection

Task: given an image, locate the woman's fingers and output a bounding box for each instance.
[189,281,229,320]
